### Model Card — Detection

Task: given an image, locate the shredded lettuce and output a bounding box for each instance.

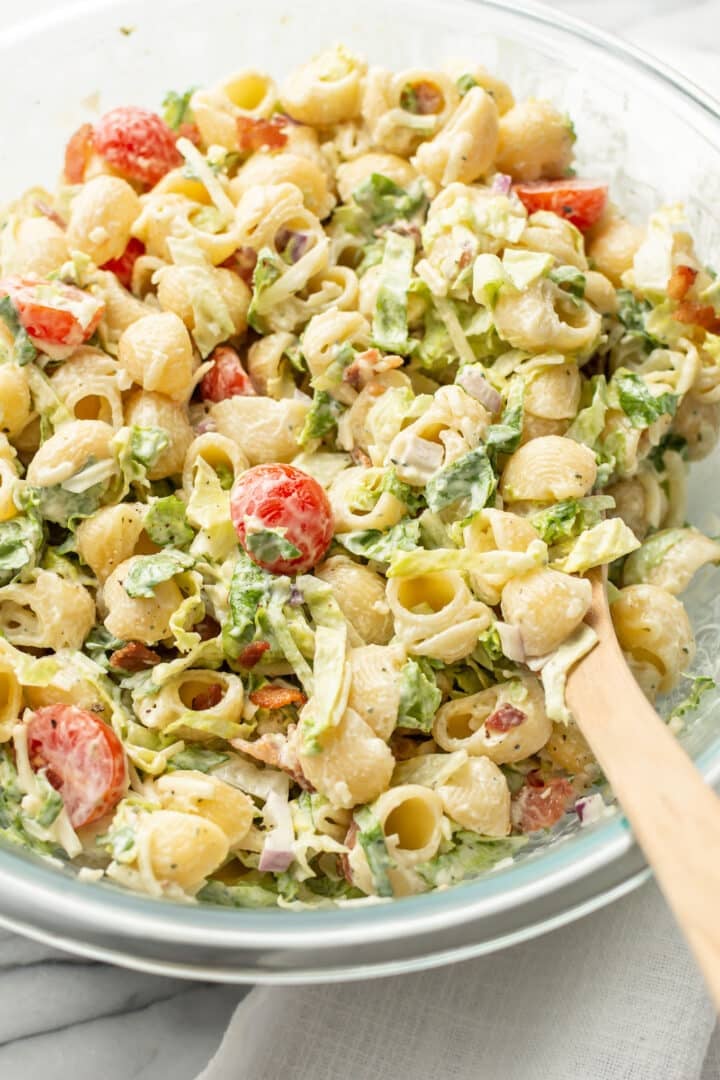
[549,265,586,298]
[0,297,37,365]
[335,517,421,563]
[222,554,276,660]
[123,550,194,598]
[612,370,677,429]
[245,527,302,564]
[354,805,394,897]
[530,496,615,546]
[162,87,196,130]
[144,495,194,548]
[540,624,598,724]
[198,878,279,908]
[397,658,441,732]
[298,391,343,445]
[425,445,496,514]
[247,247,284,333]
[415,831,526,888]
[550,518,640,573]
[373,230,415,354]
[350,173,428,231]
[392,750,468,789]
[0,511,44,586]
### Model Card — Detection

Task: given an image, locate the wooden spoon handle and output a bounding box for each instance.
[566,579,720,1010]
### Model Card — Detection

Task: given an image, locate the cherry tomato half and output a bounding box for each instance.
[93,106,182,187]
[63,122,95,184]
[200,345,256,402]
[0,275,105,348]
[27,705,128,829]
[230,463,334,575]
[513,179,608,232]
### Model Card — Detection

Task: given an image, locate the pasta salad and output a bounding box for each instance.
[0,45,718,907]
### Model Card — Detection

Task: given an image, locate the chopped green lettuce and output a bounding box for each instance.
[549,265,586,298]
[456,73,478,95]
[502,249,553,291]
[128,426,170,468]
[530,496,615,546]
[354,805,394,897]
[622,528,685,585]
[540,624,598,723]
[612,370,677,429]
[566,374,608,447]
[351,173,428,230]
[550,518,640,573]
[392,750,468,789]
[222,554,276,659]
[415,831,526,888]
[485,379,524,457]
[245,528,302,564]
[198,878,279,908]
[298,391,344,445]
[397,658,441,732]
[0,297,37,365]
[335,517,421,563]
[0,512,44,586]
[425,445,496,514]
[373,230,415,354]
[144,495,194,548]
[167,747,230,773]
[123,550,194,598]
[247,247,283,332]
[162,87,196,130]
[668,675,716,724]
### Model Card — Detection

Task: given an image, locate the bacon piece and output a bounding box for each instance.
[667,264,698,301]
[221,246,258,286]
[513,776,574,832]
[343,350,403,392]
[191,684,224,711]
[108,642,161,672]
[237,640,271,668]
[232,728,312,790]
[674,301,720,333]
[192,615,221,641]
[402,80,444,115]
[236,115,288,153]
[350,447,372,468]
[485,703,526,733]
[249,685,307,710]
[63,123,95,184]
[339,820,358,885]
[33,200,66,229]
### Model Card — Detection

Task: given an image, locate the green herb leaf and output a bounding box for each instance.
[123,550,194,598]
[0,297,37,365]
[397,658,441,732]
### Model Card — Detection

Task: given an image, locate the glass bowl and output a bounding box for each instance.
[0,0,719,983]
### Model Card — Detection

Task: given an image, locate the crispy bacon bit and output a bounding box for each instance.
[222,246,258,286]
[63,123,95,184]
[176,121,202,147]
[526,769,546,789]
[237,640,271,668]
[401,80,444,115]
[33,200,66,229]
[350,446,372,467]
[667,264,698,301]
[674,300,720,333]
[232,727,313,790]
[249,685,307,710]
[108,642,161,672]
[192,614,221,641]
[513,776,574,832]
[339,820,359,885]
[191,683,224,711]
[236,115,288,153]
[343,350,404,392]
[485,703,526,733]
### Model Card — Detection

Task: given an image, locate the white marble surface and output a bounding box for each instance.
[2,1,720,1078]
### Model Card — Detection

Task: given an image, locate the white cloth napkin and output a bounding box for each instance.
[195,28,720,1080]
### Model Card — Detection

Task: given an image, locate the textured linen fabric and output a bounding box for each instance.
[197,881,716,1080]
[195,36,720,1080]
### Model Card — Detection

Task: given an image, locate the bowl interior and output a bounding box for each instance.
[0,0,719,947]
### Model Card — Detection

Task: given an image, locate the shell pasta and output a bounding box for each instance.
[0,43,717,909]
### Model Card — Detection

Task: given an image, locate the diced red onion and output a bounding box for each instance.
[195,417,217,435]
[275,228,310,263]
[258,846,295,872]
[457,367,503,414]
[289,584,304,607]
[495,621,526,663]
[491,173,512,195]
[575,793,606,826]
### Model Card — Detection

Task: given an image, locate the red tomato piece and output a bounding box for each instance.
[674,300,720,333]
[27,705,127,829]
[0,275,105,348]
[667,264,698,301]
[200,345,256,402]
[100,237,146,289]
[230,463,334,575]
[236,115,288,153]
[64,122,95,184]
[94,106,182,187]
[514,776,574,833]
[513,179,608,232]
[176,121,202,147]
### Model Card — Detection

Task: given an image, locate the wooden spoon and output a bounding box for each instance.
[566,566,720,1010]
